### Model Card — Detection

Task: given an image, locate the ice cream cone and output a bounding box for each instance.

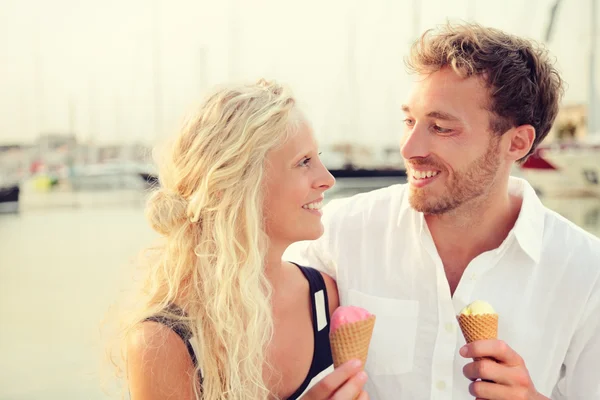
[457,314,498,343]
[457,314,498,362]
[330,315,376,368]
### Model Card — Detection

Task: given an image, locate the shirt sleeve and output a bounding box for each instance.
[283,198,347,280]
[551,275,600,399]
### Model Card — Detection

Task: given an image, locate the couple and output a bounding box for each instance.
[121,23,600,400]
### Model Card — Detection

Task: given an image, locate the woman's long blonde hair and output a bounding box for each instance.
[116,79,299,399]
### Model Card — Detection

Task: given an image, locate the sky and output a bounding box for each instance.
[0,0,598,147]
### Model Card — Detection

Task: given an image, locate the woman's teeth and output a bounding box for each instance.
[302,201,323,210]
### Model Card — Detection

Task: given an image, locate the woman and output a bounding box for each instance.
[121,79,369,399]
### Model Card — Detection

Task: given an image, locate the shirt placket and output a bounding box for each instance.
[433,258,460,399]
[451,250,504,398]
[420,229,458,399]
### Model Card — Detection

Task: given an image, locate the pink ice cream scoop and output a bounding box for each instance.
[329,306,376,368]
[330,306,373,334]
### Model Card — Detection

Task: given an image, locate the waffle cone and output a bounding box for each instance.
[457,314,498,343]
[329,315,376,368]
[457,314,498,362]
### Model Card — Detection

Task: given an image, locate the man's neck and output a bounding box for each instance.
[425,188,523,271]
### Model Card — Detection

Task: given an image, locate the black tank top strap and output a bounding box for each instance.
[144,306,198,366]
[293,263,332,335]
[288,262,334,400]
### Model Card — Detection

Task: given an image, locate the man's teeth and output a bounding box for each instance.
[412,170,439,180]
[302,201,323,210]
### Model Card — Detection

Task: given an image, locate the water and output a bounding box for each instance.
[1,178,599,399]
[0,207,156,400]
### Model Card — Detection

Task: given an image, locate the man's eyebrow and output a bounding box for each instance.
[426,111,460,121]
[401,105,461,122]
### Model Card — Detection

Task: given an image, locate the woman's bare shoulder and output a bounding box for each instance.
[126,321,196,400]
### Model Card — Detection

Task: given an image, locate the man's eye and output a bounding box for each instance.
[433,125,452,134]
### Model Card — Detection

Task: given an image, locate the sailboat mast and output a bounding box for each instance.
[588,0,598,135]
[151,0,163,141]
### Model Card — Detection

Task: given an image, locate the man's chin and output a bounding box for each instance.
[408,196,431,214]
[408,194,454,215]
[408,188,431,212]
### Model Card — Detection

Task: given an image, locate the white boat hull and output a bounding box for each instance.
[516,140,600,197]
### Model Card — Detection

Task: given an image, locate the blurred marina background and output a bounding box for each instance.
[1,0,599,398]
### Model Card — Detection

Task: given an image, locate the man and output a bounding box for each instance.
[285,23,600,399]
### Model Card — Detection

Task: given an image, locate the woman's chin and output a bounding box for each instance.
[297,225,325,242]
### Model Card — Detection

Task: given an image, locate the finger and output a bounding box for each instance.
[462,359,518,386]
[356,390,369,400]
[460,340,523,366]
[306,359,362,398]
[330,371,368,400]
[469,379,515,400]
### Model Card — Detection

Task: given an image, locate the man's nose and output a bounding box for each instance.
[400,123,430,160]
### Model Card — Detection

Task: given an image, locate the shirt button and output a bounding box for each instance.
[445,322,455,333]
[436,380,446,390]
[471,273,477,280]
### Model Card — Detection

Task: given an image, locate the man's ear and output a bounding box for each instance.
[505,124,536,161]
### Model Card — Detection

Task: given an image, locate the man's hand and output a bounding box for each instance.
[460,340,549,400]
[303,359,369,399]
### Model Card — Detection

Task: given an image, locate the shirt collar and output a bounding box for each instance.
[508,176,545,264]
[397,176,545,264]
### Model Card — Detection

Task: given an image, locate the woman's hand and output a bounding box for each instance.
[302,359,369,399]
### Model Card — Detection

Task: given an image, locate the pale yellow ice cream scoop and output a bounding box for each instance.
[459,300,497,316]
[457,300,499,351]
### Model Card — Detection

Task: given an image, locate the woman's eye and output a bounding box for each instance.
[299,157,311,167]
